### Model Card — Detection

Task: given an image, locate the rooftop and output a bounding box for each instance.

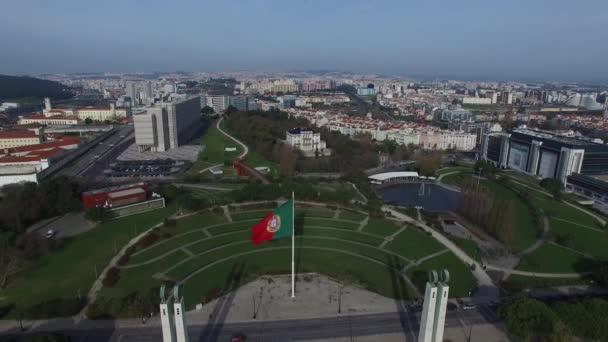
[368,171,420,181]
[0,131,39,139]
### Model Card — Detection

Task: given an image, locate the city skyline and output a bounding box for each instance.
[1,0,607,81]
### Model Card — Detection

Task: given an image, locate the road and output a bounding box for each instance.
[56,125,134,181]
[384,206,500,302]
[8,305,500,341]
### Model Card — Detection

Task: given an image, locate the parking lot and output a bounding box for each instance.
[105,159,191,178]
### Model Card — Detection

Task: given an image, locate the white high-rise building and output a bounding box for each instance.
[134,96,202,152]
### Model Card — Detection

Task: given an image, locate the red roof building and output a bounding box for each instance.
[81,183,150,210]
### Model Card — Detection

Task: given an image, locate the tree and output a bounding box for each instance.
[84,118,93,125]
[474,159,497,176]
[540,178,563,199]
[415,152,442,176]
[0,243,25,288]
[500,299,569,341]
[279,144,296,178]
[224,105,238,115]
[201,106,215,115]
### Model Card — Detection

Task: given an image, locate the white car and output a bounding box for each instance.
[462,304,477,310]
[46,229,55,239]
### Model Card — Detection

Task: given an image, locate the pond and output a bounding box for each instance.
[377,183,460,211]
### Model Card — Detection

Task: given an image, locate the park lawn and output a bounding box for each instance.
[100,250,188,301]
[231,210,271,221]
[518,187,603,229]
[339,210,367,222]
[188,231,250,254]
[440,171,474,185]
[3,206,174,316]
[296,208,336,219]
[361,218,401,237]
[182,248,418,309]
[448,236,481,262]
[128,231,207,265]
[436,167,472,175]
[207,220,258,235]
[302,227,384,246]
[244,150,278,176]
[406,251,476,298]
[549,218,608,260]
[198,123,242,166]
[189,189,233,206]
[169,211,226,234]
[516,243,596,273]
[385,227,444,261]
[303,218,360,230]
[167,236,409,281]
[501,274,590,293]
[313,182,361,203]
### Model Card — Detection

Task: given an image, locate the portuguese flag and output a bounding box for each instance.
[251,199,294,245]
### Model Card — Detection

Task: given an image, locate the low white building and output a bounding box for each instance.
[285,128,329,156]
[419,131,477,151]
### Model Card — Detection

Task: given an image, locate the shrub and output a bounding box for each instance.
[102,267,120,288]
[116,254,130,266]
[20,298,84,319]
[137,232,159,249]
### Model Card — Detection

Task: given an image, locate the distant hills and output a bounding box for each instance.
[0,75,74,102]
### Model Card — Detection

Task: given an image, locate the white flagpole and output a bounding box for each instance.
[291,191,295,298]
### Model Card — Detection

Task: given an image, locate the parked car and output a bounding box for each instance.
[462,303,477,310]
[46,229,55,239]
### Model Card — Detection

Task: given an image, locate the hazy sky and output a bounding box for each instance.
[1,0,607,81]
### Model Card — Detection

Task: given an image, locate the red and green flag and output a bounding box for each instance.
[251,199,294,245]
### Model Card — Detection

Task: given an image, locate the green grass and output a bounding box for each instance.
[406,251,476,297]
[231,210,271,221]
[448,236,481,261]
[3,207,174,316]
[339,210,367,222]
[197,123,242,167]
[501,274,590,293]
[303,218,360,230]
[385,227,444,260]
[440,171,475,185]
[361,218,401,237]
[516,243,596,273]
[296,209,336,218]
[436,166,472,175]
[548,218,608,260]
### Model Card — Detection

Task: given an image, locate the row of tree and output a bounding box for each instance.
[457,179,516,244]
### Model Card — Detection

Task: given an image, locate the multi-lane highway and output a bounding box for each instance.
[55,125,134,181]
[9,304,501,342]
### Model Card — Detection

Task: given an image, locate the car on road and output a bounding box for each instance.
[230,333,246,342]
[46,229,55,239]
[462,303,477,310]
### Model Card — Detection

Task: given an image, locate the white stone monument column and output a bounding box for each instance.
[173,285,189,342]
[160,285,176,342]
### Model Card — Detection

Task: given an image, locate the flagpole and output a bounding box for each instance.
[291,191,295,298]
